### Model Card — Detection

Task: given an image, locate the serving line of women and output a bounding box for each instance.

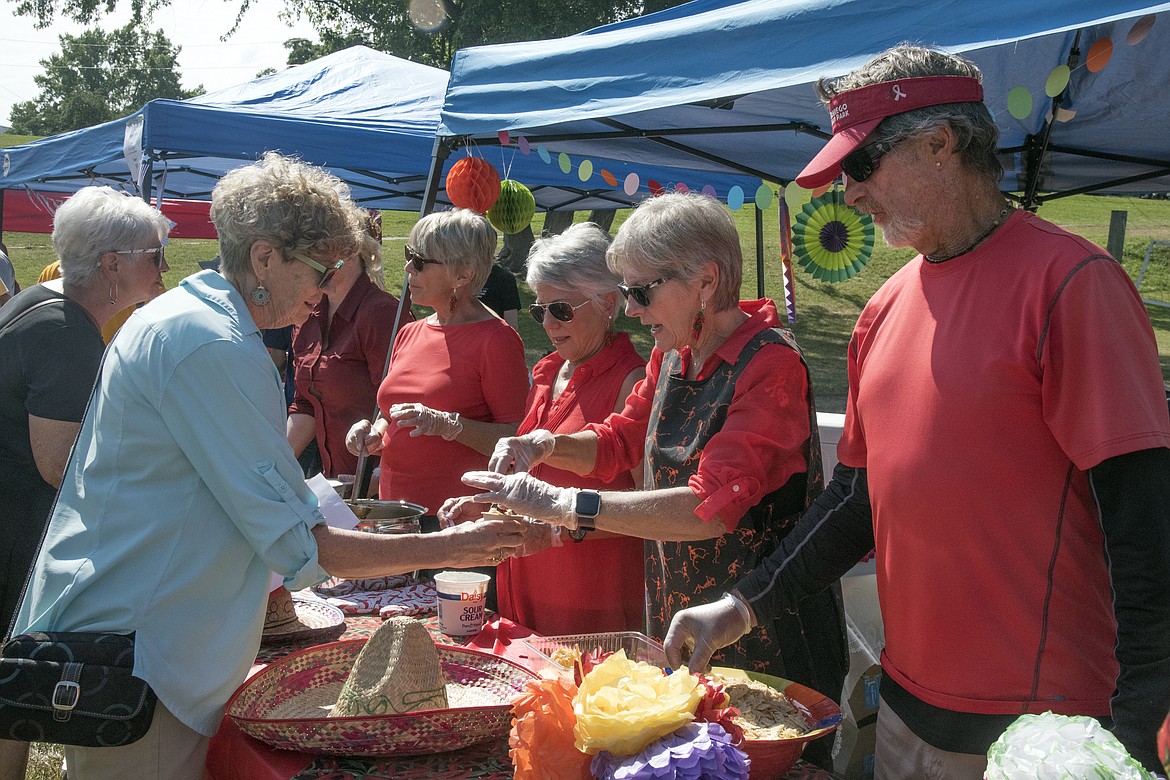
[441,222,647,636]
[345,208,530,549]
[12,155,525,780]
[457,193,847,767]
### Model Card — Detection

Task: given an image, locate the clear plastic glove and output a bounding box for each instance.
[488,429,556,473]
[437,495,488,528]
[345,418,384,457]
[461,470,579,528]
[435,516,527,568]
[664,593,754,674]
[389,403,463,441]
[513,518,564,557]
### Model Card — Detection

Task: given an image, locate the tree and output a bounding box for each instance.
[278,0,662,69]
[9,24,203,134]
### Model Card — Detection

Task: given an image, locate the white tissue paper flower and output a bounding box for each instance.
[985,712,1156,780]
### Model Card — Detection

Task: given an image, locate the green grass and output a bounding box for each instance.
[7,194,1170,413]
[0,132,40,147]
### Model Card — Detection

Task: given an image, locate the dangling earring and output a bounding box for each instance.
[690,301,706,342]
[251,285,271,306]
[109,283,119,306]
[449,286,458,310]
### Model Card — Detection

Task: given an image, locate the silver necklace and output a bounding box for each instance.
[925,207,1014,264]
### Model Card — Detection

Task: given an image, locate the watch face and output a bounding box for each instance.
[568,527,588,542]
[576,489,602,519]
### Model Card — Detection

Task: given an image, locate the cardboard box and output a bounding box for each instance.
[843,722,876,780]
[834,664,881,779]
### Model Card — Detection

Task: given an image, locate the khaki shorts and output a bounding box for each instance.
[874,696,987,780]
[63,701,209,780]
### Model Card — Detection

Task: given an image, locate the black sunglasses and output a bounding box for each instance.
[840,140,895,183]
[405,245,443,273]
[617,278,666,307]
[529,299,591,325]
[116,247,166,269]
[291,252,344,289]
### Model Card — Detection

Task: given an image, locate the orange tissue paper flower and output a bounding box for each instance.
[509,674,592,780]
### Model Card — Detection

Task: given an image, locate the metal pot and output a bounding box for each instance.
[346,499,428,535]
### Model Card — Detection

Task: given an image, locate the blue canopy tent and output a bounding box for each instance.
[431,0,1170,209]
[0,45,759,234]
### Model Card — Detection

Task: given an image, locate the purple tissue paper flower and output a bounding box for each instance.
[590,721,751,780]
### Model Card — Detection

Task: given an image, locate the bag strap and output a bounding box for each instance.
[4,296,110,642]
[0,295,62,336]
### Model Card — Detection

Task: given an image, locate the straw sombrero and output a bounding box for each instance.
[261,586,346,646]
[227,638,537,756]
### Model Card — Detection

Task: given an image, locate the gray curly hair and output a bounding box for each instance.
[210,153,363,283]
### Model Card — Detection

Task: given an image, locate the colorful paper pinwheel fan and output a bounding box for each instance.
[792,188,874,282]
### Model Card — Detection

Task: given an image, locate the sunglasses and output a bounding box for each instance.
[116,247,166,268]
[529,299,591,325]
[405,245,443,273]
[291,252,344,289]
[840,139,896,183]
[617,278,666,307]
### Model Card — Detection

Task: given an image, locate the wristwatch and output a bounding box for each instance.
[568,489,601,542]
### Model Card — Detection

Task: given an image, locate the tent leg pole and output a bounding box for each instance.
[755,204,764,299]
[421,137,456,217]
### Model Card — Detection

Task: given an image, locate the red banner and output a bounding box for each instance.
[2,189,217,239]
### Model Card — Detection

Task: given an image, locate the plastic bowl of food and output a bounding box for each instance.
[710,668,842,777]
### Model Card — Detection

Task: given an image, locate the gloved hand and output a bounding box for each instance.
[345,418,384,456]
[389,403,463,441]
[461,471,579,529]
[436,495,488,528]
[488,429,556,473]
[664,592,755,674]
[513,518,564,557]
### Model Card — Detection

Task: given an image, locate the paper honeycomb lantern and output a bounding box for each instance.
[487,180,536,235]
[445,157,500,213]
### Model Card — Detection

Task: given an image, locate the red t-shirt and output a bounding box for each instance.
[589,299,810,531]
[375,316,529,514]
[496,333,647,635]
[290,273,411,477]
[839,210,1170,716]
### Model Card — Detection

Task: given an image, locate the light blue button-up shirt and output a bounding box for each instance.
[16,270,328,735]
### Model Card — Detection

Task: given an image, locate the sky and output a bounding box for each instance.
[0,0,319,126]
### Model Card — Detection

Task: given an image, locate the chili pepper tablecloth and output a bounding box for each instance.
[204,613,842,780]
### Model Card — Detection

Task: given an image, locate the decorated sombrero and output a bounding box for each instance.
[792,187,875,282]
[261,586,346,646]
[227,637,537,756]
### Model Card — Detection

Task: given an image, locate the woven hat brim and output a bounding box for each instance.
[227,640,538,756]
[261,597,346,645]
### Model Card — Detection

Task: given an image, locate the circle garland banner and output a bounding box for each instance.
[792,187,874,282]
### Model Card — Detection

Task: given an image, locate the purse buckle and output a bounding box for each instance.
[52,670,82,723]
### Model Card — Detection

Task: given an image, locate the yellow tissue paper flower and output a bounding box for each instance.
[572,650,703,756]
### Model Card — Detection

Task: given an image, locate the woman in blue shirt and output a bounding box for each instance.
[13,153,525,780]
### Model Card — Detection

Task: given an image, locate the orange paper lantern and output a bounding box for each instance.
[446,157,501,213]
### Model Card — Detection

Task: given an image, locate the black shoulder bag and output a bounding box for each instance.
[0,295,157,746]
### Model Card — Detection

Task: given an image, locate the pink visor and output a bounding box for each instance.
[795,75,984,189]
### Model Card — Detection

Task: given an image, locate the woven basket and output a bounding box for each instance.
[227,639,537,756]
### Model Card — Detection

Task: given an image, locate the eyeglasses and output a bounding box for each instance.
[291,252,344,289]
[840,139,896,183]
[116,247,166,268]
[617,278,666,307]
[405,245,443,273]
[529,299,592,325]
